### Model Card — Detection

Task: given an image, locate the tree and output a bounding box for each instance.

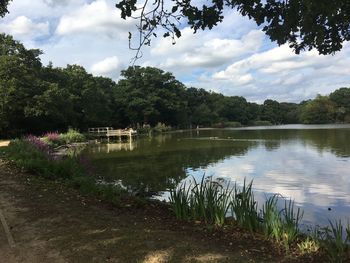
[261,99,281,124]
[0,34,44,136]
[0,0,12,17]
[116,0,350,59]
[300,95,336,124]
[329,87,350,122]
[115,66,187,126]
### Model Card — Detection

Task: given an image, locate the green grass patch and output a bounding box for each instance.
[4,137,126,206]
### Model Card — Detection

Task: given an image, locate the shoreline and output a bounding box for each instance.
[0,158,307,263]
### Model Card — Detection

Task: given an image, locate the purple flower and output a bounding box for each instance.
[25,135,52,157]
[43,132,60,142]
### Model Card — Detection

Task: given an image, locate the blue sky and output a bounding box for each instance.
[1,0,350,103]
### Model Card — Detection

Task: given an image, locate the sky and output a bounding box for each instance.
[1,0,350,103]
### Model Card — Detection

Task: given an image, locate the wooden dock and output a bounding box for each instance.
[88,127,137,141]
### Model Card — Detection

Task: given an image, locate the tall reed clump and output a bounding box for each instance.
[262,194,303,251]
[322,220,349,262]
[230,179,260,232]
[169,182,191,221]
[169,176,232,226]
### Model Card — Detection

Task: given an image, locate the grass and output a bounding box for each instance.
[322,220,349,262]
[169,176,349,261]
[230,179,260,232]
[169,176,232,226]
[5,137,126,206]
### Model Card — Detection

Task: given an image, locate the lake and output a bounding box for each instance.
[84,124,350,227]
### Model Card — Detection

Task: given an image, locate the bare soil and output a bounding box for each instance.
[0,159,325,263]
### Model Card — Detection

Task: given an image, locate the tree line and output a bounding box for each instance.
[1,33,350,137]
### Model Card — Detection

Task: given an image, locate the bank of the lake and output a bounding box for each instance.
[2,125,350,262]
[85,124,350,228]
[0,158,322,263]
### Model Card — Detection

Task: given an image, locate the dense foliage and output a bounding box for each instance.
[1,34,350,138]
[5,136,125,204]
[116,0,350,57]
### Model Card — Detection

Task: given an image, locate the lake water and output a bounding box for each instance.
[84,124,350,227]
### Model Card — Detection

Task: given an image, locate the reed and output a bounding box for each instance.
[323,220,348,263]
[169,176,232,226]
[169,182,191,220]
[262,194,282,241]
[280,199,303,251]
[230,179,260,232]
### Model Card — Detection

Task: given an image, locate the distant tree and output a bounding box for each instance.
[116,0,350,60]
[0,34,43,136]
[279,102,300,124]
[329,87,350,122]
[261,99,281,124]
[219,96,249,124]
[301,95,336,124]
[115,66,187,127]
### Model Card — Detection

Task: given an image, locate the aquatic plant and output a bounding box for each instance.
[169,176,232,226]
[169,182,191,220]
[190,176,232,226]
[230,179,260,232]
[261,194,303,251]
[297,236,320,255]
[322,220,348,263]
[280,199,303,251]
[262,194,283,240]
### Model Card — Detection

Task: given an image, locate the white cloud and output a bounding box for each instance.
[207,43,350,102]
[151,28,265,69]
[91,56,121,76]
[0,16,49,39]
[56,0,134,36]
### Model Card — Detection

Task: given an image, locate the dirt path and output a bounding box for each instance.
[0,159,318,263]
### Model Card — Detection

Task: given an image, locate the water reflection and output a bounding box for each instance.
[89,141,137,153]
[84,124,350,226]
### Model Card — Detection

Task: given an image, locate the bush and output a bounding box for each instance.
[6,138,83,180]
[153,122,171,133]
[137,124,151,134]
[59,128,85,144]
[42,132,62,147]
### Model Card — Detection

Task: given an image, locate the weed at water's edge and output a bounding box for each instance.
[230,179,260,232]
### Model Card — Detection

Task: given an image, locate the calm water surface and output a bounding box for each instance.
[84,124,350,226]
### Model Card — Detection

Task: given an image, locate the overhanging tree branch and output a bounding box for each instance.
[116,0,350,58]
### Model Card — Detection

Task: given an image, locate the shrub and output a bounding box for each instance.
[153,122,171,133]
[42,132,62,147]
[297,237,320,255]
[59,129,85,144]
[137,124,151,134]
[6,138,83,180]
